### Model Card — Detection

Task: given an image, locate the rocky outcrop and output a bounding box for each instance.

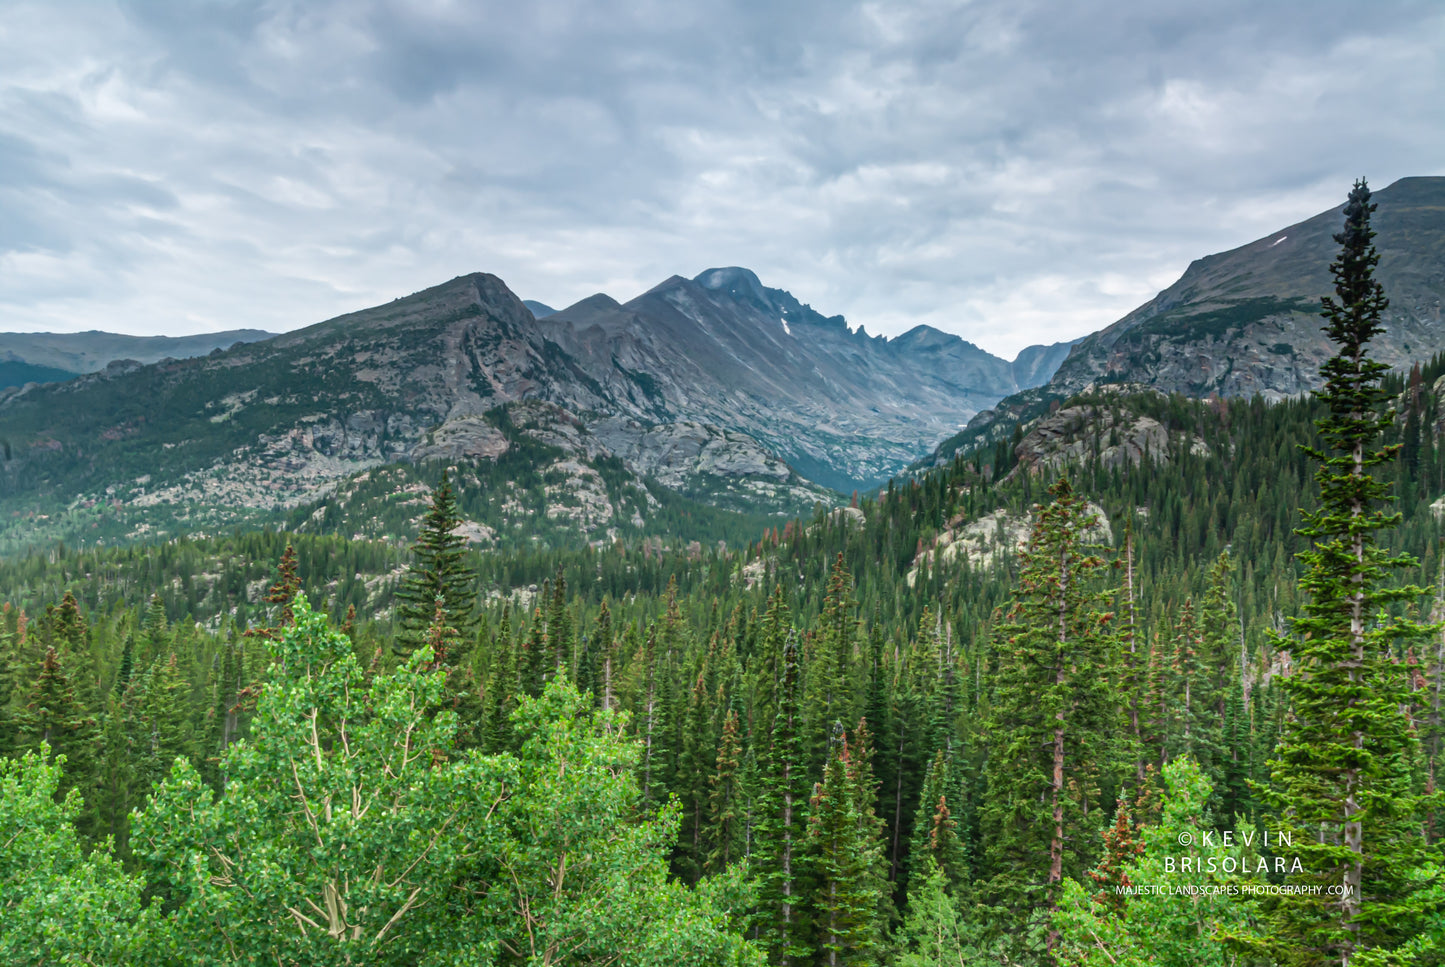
[411,417,510,461]
[906,501,1112,585]
[1009,397,1208,481]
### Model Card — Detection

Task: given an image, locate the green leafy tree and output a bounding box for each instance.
[1258,178,1444,966]
[484,677,764,966]
[133,597,762,966]
[0,747,147,965]
[133,597,512,966]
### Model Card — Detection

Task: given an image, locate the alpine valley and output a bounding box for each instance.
[5,178,1445,967]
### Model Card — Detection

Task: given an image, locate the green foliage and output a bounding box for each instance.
[0,747,146,964]
[1054,757,1260,967]
[129,597,761,966]
[393,470,479,656]
[982,477,1121,936]
[486,677,763,966]
[801,728,887,965]
[891,866,988,967]
[8,192,1445,963]
[133,596,507,965]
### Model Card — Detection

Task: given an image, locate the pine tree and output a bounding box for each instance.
[543,568,573,684]
[266,543,301,628]
[758,630,810,964]
[394,470,477,657]
[1258,178,1443,966]
[1197,552,1240,813]
[138,653,196,795]
[982,476,1120,954]
[1084,802,1143,916]
[707,706,745,875]
[675,668,715,882]
[141,593,170,664]
[48,590,88,655]
[909,749,968,894]
[804,555,859,773]
[478,605,515,755]
[802,729,884,966]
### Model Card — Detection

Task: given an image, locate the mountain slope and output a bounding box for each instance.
[918,176,1445,469]
[0,273,831,550]
[1051,176,1445,399]
[538,266,1057,489]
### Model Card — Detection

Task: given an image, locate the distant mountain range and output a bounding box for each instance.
[0,267,1064,550]
[536,266,1066,488]
[0,330,273,389]
[4,175,1442,552]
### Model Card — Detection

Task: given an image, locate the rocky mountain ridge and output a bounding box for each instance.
[918,176,1445,471]
[1051,176,1445,400]
[0,271,870,550]
[536,266,1066,489]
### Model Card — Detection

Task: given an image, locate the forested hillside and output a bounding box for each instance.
[2,183,1443,964]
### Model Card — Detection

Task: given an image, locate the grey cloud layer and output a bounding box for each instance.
[2,0,1442,356]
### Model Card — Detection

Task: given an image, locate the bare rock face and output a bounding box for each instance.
[1006,392,1209,483]
[588,418,792,487]
[411,418,510,462]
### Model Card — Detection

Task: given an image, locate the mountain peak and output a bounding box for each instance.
[695,266,764,292]
[693,267,773,310]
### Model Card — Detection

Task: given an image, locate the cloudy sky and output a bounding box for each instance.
[2,0,1442,358]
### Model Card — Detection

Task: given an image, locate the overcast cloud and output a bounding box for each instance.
[1,0,1441,357]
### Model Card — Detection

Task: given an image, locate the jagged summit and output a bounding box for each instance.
[539,266,1061,488]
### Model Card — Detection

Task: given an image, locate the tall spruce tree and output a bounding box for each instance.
[981,476,1120,956]
[707,706,745,875]
[17,646,101,827]
[802,728,885,966]
[1259,178,1443,966]
[758,630,810,965]
[394,470,478,657]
